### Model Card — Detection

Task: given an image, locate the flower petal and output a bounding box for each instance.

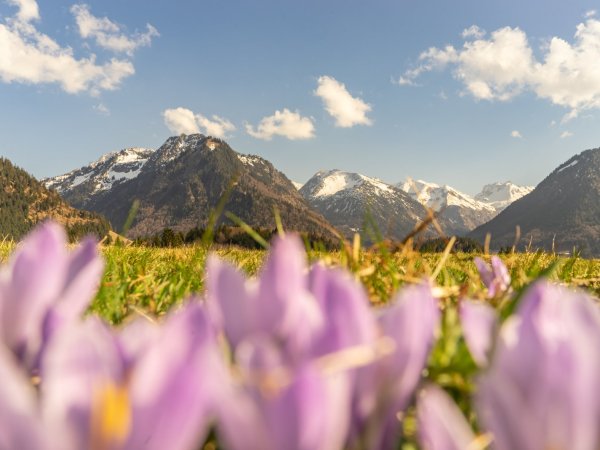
[459,299,498,366]
[417,384,477,450]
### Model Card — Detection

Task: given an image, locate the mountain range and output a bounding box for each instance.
[40,134,600,256]
[44,134,338,240]
[43,134,534,244]
[299,170,446,242]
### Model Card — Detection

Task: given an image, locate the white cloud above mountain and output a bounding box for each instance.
[162,107,235,138]
[399,18,600,119]
[195,114,235,138]
[245,109,315,140]
[163,108,199,135]
[510,130,522,138]
[314,75,372,127]
[0,1,155,95]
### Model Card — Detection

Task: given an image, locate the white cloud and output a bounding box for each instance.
[245,109,315,140]
[0,0,154,95]
[314,75,372,127]
[163,108,200,135]
[462,25,486,39]
[7,0,39,22]
[162,108,236,138]
[560,130,574,138]
[585,10,597,18]
[71,4,159,55]
[195,114,235,138]
[510,130,523,138]
[400,18,600,118]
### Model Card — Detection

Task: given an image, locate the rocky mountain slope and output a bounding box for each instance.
[469,147,600,256]
[300,170,450,242]
[0,157,109,240]
[46,135,338,240]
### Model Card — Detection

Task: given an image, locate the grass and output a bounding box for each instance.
[3,238,599,324]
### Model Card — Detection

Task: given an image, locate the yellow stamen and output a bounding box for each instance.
[90,382,132,449]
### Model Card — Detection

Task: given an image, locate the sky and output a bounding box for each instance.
[1,0,600,195]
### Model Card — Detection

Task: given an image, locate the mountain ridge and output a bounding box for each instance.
[45,134,339,240]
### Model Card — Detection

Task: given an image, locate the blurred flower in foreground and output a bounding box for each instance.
[0,222,103,371]
[474,256,510,298]
[417,384,477,450]
[477,281,600,450]
[0,302,223,450]
[460,300,498,366]
[207,235,440,449]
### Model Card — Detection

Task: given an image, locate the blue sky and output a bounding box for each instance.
[1,0,599,194]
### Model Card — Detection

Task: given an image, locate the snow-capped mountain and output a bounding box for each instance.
[398,179,497,234]
[292,181,304,190]
[399,179,495,213]
[475,181,534,211]
[300,170,450,242]
[45,134,337,239]
[44,147,154,197]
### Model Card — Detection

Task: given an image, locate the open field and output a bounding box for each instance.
[3,240,598,324]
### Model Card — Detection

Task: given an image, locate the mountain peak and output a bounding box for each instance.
[474,181,534,210]
[303,169,395,199]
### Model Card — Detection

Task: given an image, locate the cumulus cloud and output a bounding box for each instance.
[163,108,200,135]
[462,25,486,39]
[0,0,156,95]
[162,108,236,137]
[6,0,39,22]
[560,130,574,138]
[399,18,600,118]
[585,10,597,18]
[245,109,315,140]
[314,75,372,127]
[195,114,235,138]
[510,130,523,138]
[71,4,159,55]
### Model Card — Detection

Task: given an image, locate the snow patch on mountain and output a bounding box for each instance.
[309,170,394,198]
[475,181,534,211]
[44,147,154,194]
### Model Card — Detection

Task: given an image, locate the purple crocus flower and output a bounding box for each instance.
[207,235,440,450]
[37,302,224,450]
[417,384,476,450]
[0,222,104,371]
[477,281,600,450]
[207,236,373,449]
[0,343,51,450]
[217,337,351,450]
[459,299,498,366]
[474,256,510,298]
[206,236,325,364]
[351,282,440,449]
